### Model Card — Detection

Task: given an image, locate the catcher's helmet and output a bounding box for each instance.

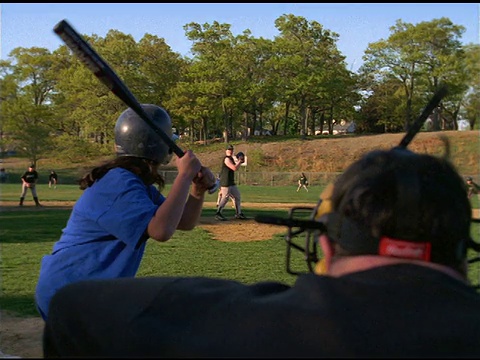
[114,104,177,165]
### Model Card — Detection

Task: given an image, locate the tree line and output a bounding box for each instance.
[0,14,478,165]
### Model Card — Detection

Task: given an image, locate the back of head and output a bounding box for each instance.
[327,147,471,273]
[114,104,175,165]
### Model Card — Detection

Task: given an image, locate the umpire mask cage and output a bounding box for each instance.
[254,185,331,275]
[115,104,177,165]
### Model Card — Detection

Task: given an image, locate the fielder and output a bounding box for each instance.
[297,172,309,192]
[19,164,41,206]
[466,176,480,199]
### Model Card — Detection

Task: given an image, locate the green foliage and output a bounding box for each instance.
[49,134,112,163]
[0,15,478,161]
[360,17,471,132]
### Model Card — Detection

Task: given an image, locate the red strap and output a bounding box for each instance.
[379,236,431,261]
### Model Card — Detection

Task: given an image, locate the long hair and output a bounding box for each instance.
[78,156,165,191]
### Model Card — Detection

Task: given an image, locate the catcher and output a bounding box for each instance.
[35,104,216,321]
[19,164,41,206]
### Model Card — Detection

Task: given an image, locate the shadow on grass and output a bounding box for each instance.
[0,209,71,244]
[0,295,40,318]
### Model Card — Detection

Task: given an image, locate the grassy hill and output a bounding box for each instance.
[190,130,480,176]
[1,130,479,183]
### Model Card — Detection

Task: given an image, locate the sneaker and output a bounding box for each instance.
[215,212,227,221]
[234,213,247,220]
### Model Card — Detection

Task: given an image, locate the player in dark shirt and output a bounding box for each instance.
[19,164,41,206]
[466,176,480,199]
[48,170,58,189]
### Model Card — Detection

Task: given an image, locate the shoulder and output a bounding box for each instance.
[100,168,145,189]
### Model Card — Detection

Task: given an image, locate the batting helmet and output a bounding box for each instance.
[114,104,177,165]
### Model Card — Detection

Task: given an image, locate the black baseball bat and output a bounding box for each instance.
[397,84,449,149]
[53,19,182,156]
[53,19,219,192]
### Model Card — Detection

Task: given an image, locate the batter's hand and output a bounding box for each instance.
[175,150,202,180]
[193,166,216,193]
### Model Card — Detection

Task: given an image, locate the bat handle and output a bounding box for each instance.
[207,178,220,194]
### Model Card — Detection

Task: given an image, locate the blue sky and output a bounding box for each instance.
[1,3,478,72]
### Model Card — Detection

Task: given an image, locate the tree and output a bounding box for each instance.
[183,21,237,143]
[459,44,480,129]
[272,14,354,137]
[1,48,58,164]
[360,18,466,131]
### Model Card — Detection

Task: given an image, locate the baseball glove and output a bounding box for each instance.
[236,151,245,159]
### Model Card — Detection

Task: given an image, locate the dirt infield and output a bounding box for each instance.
[0,200,311,358]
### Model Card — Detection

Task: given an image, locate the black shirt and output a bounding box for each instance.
[44,264,480,357]
[21,170,38,184]
[219,155,236,187]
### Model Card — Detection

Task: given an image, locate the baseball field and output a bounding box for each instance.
[1,182,479,357]
[0,182,327,357]
[1,130,479,357]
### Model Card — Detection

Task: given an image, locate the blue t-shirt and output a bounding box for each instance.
[35,168,165,319]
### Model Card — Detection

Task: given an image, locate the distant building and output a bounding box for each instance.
[457,119,470,131]
[253,128,272,136]
[315,119,356,135]
[425,117,434,131]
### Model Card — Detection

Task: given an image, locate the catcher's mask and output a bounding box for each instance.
[255,147,480,291]
[115,104,178,165]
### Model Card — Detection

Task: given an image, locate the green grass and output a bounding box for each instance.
[1,183,479,318]
[0,183,323,204]
[0,184,84,202]
[0,207,304,317]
